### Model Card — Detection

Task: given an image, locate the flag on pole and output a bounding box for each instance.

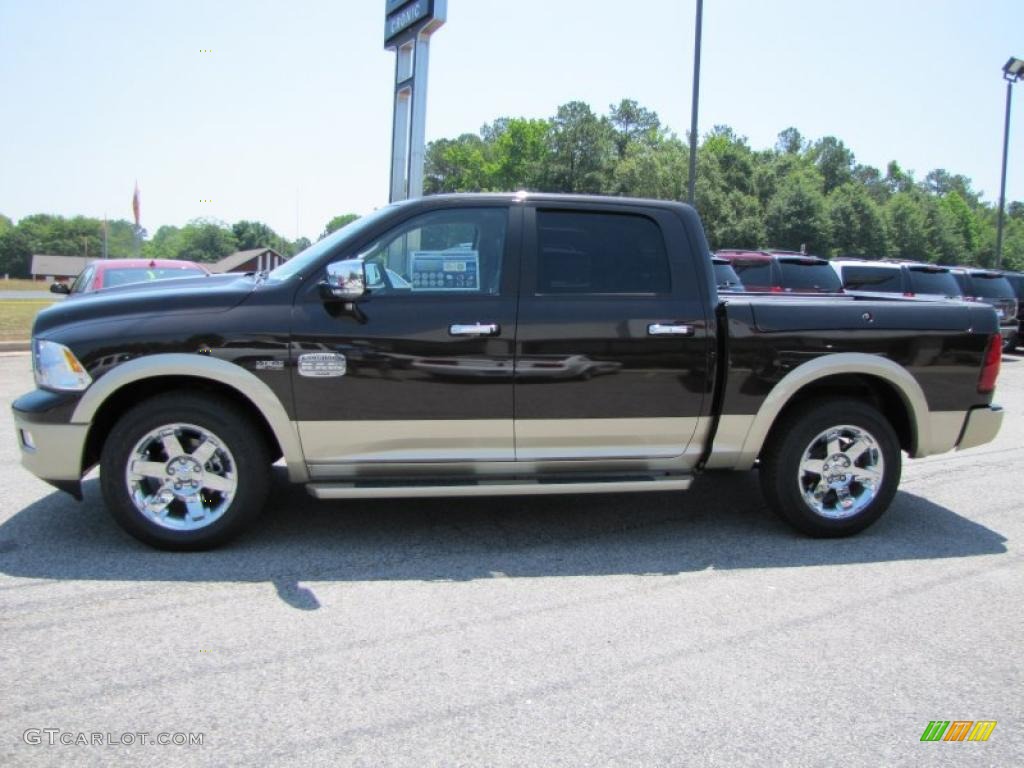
[132,181,141,227]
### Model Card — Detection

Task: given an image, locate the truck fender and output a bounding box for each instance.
[71,353,308,482]
[711,353,934,470]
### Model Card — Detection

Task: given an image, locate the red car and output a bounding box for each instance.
[51,259,210,296]
[716,249,844,294]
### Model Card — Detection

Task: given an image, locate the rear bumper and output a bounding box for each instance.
[956,405,1003,451]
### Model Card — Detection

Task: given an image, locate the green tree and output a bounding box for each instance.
[0,214,12,235]
[924,169,979,206]
[938,192,981,261]
[175,219,237,263]
[232,220,285,252]
[852,163,889,205]
[885,192,931,262]
[424,134,491,193]
[144,225,183,259]
[320,214,360,240]
[885,161,915,194]
[827,183,887,257]
[0,229,32,278]
[765,171,829,252]
[612,136,688,200]
[608,98,662,158]
[775,127,805,155]
[544,101,616,193]
[808,136,854,194]
[488,117,551,191]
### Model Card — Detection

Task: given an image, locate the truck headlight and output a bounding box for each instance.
[33,340,92,391]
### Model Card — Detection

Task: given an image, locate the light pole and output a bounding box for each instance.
[687,0,704,206]
[995,56,1023,268]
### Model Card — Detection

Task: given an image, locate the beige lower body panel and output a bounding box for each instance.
[957,405,1003,451]
[302,417,709,479]
[515,417,703,460]
[13,418,89,482]
[704,409,980,470]
[298,419,515,464]
[922,411,970,456]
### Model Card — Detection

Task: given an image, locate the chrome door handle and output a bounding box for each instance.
[647,323,695,337]
[449,323,500,337]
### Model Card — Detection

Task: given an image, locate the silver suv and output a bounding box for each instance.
[830,259,962,302]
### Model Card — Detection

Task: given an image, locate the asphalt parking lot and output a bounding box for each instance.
[1,351,1021,767]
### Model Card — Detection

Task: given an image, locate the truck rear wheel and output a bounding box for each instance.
[99,392,270,550]
[760,398,901,537]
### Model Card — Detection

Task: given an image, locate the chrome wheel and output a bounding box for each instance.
[124,423,237,531]
[796,424,884,520]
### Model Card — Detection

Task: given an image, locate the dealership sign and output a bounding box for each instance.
[385,0,444,48]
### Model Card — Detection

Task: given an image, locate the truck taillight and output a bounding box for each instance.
[978,334,1002,394]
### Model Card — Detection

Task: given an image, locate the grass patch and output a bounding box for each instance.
[0,300,55,340]
[0,278,51,292]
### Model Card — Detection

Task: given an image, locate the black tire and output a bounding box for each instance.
[100,392,270,550]
[760,397,901,538]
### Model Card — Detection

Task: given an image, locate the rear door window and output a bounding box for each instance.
[777,259,843,291]
[535,210,670,294]
[730,260,773,288]
[840,265,902,292]
[969,274,1016,300]
[713,262,744,290]
[906,267,961,297]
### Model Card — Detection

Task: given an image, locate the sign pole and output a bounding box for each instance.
[384,0,446,203]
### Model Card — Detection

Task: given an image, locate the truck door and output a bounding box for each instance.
[290,203,519,474]
[514,204,710,461]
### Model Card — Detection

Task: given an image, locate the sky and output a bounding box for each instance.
[0,0,1021,242]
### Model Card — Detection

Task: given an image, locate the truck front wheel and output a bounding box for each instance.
[99,392,270,550]
[760,398,901,537]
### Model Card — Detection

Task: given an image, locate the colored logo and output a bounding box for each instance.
[920,721,997,742]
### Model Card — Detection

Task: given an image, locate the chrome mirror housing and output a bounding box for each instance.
[324,259,367,300]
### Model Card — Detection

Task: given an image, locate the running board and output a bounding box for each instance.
[306,476,693,500]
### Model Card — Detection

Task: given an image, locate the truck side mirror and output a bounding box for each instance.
[50,282,70,295]
[323,259,367,301]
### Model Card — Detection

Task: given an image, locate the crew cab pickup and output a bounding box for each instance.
[12,194,1005,550]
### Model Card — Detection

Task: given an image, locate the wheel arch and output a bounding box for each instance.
[733,353,931,469]
[74,354,308,482]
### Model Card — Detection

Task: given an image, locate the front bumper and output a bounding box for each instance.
[12,412,89,499]
[956,405,1003,451]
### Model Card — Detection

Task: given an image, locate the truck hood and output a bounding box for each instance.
[33,273,259,338]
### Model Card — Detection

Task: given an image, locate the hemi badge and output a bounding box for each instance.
[298,353,347,378]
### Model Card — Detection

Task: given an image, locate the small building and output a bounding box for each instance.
[209,248,286,274]
[31,254,96,282]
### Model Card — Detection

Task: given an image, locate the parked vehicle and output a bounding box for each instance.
[14,193,1003,550]
[711,256,744,292]
[1000,271,1024,350]
[830,259,963,301]
[50,259,210,297]
[716,250,844,294]
[948,268,1018,351]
